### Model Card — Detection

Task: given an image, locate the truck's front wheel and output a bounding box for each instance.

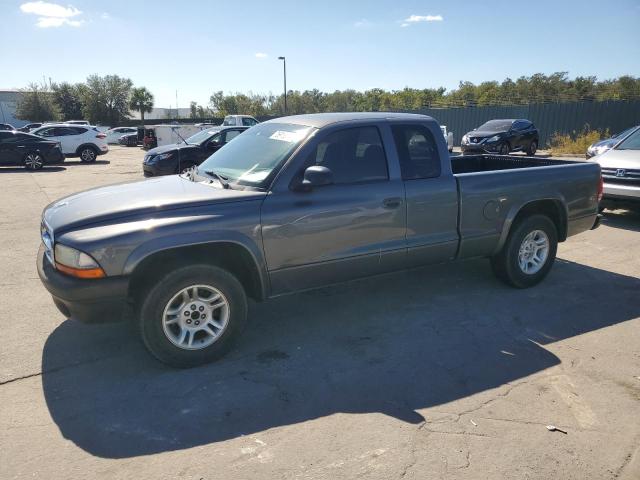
[491,214,558,288]
[138,264,248,367]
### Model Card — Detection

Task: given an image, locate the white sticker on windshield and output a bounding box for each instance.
[269,130,305,143]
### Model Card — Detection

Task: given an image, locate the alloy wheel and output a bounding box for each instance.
[162,284,230,350]
[518,229,549,274]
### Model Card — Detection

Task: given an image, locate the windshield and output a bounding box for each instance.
[185,128,221,144]
[198,122,313,187]
[477,120,514,132]
[613,126,637,139]
[615,128,640,150]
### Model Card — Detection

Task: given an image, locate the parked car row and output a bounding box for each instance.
[0,123,108,169]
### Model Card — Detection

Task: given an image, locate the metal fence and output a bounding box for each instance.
[413,100,640,147]
[126,100,640,148]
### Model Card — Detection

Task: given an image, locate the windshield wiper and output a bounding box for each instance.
[204,169,230,189]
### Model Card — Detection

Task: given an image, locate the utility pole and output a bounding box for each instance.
[278,56,287,114]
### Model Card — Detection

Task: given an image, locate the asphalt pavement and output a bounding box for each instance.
[1,146,638,479]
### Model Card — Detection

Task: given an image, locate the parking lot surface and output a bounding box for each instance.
[1,146,639,479]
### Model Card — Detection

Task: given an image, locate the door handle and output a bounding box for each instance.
[383,197,402,209]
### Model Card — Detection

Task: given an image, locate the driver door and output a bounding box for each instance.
[261,125,407,295]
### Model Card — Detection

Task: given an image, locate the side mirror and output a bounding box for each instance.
[299,165,333,191]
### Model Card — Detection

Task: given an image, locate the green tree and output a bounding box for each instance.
[129,86,154,124]
[15,82,59,122]
[82,74,133,125]
[52,82,85,120]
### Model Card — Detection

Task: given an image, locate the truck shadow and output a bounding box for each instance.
[41,258,640,458]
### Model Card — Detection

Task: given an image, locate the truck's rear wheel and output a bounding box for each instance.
[138,264,248,367]
[491,214,558,288]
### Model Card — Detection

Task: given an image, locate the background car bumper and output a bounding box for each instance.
[603,183,640,200]
[37,245,130,323]
[142,162,175,177]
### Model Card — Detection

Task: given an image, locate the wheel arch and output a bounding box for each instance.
[127,240,269,303]
[75,143,99,156]
[495,198,567,254]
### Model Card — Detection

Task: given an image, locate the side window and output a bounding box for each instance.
[224,130,241,143]
[37,128,55,137]
[53,127,72,136]
[391,124,441,180]
[242,118,256,126]
[71,127,87,135]
[306,126,388,184]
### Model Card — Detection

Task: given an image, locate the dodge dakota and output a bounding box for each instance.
[37,113,602,367]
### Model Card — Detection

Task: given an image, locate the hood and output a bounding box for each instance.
[589,138,617,149]
[43,175,266,234]
[468,130,506,138]
[593,149,640,169]
[146,143,199,156]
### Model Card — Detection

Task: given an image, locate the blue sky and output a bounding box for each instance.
[1,0,639,108]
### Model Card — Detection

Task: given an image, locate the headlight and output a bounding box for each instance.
[486,135,501,143]
[54,244,105,278]
[461,134,468,143]
[155,152,174,161]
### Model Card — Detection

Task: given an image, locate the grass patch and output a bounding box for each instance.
[548,125,609,155]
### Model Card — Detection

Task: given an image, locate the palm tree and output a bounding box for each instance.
[129,87,154,124]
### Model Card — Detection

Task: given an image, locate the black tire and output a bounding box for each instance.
[138,264,248,368]
[526,140,538,156]
[79,146,97,163]
[499,143,510,155]
[490,214,558,288]
[23,152,44,170]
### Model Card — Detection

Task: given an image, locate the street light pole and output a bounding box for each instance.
[278,56,287,114]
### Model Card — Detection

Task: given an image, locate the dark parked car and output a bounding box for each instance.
[18,123,43,132]
[37,113,601,367]
[461,119,539,156]
[143,126,248,176]
[119,132,140,147]
[0,123,16,131]
[0,130,64,169]
[586,125,639,159]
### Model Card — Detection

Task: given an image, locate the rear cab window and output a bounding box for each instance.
[391,124,441,180]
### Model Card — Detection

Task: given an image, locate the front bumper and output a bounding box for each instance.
[603,182,640,201]
[37,245,130,323]
[142,161,176,177]
[461,142,500,154]
[45,148,65,164]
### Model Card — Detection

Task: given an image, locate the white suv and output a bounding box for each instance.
[31,124,109,162]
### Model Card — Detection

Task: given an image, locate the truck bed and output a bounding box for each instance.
[450,154,600,261]
[451,154,577,174]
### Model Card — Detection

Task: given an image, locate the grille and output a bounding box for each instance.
[601,167,640,185]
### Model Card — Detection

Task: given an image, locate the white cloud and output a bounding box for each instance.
[100,12,111,20]
[255,52,268,58]
[354,19,372,28]
[402,14,444,26]
[20,1,85,28]
[35,16,83,27]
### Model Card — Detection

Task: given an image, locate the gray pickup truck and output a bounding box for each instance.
[38,113,602,367]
